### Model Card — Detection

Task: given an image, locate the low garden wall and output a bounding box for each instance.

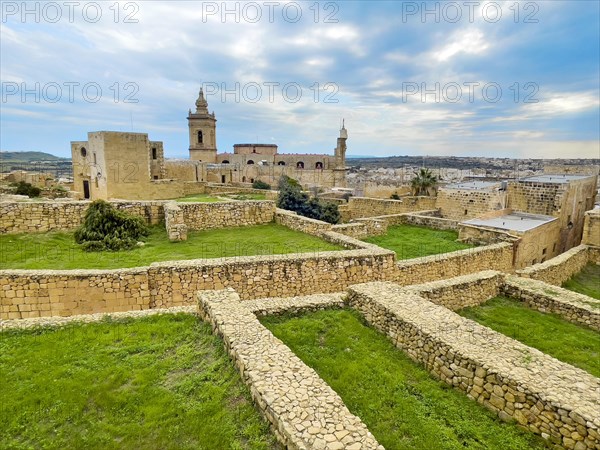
[502,275,600,331]
[348,282,600,449]
[517,245,597,286]
[399,211,458,230]
[405,271,503,310]
[341,196,437,221]
[394,242,514,285]
[0,200,165,233]
[275,209,332,236]
[197,289,382,450]
[178,201,275,231]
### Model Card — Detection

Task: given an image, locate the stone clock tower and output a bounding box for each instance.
[188,88,217,162]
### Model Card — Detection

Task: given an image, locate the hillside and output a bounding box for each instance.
[0,151,68,162]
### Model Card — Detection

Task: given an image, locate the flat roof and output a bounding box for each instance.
[520,174,591,184]
[443,181,501,191]
[463,212,556,232]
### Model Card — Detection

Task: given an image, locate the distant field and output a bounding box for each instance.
[458,296,600,377]
[0,224,342,270]
[362,224,473,260]
[562,263,600,299]
[0,314,277,449]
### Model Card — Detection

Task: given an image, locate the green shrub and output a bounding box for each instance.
[14,181,41,198]
[252,179,271,190]
[74,200,149,251]
[276,176,340,224]
[390,193,400,200]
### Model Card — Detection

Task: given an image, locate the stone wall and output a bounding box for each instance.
[348,282,600,449]
[0,269,151,319]
[163,202,187,241]
[517,245,595,286]
[275,209,332,236]
[582,209,600,247]
[399,212,458,230]
[197,289,382,449]
[394,242,514,286]
[342,196,437,221]
[436,186,506,221]
[405,271,503,311]
[178,201,275,231]
[502,275,600,331]
[0,200,165,233]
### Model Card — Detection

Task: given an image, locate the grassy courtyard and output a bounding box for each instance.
[562,263,600,299]
[0,223,342,270]
[458,296,600,377]
[362,224,473,260]
[261,309,547,450]
[0,314,277,449]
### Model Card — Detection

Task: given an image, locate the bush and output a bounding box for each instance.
[14,181,41,198]
[390,193,400,200]
[74,200,149,251]
[276,176,340,224]
[252,180,271,190]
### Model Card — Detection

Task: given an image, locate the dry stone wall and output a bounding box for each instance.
[502,275,600,331]
[342,196,437,221]
[178,200,275,231]
[0,200,165,233]
[348,282,600,450]
[517,245,595,286]
[197,289,382,450]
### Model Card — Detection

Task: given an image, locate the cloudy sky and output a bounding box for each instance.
[1,0,599,159]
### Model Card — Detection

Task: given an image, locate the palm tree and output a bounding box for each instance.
[411,168,437,196]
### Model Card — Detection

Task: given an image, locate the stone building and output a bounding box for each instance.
[71,88,348,200]
[436,181,507,221]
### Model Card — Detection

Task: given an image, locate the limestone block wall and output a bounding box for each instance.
[178,201,275,231]
[164,202,187,241]
[582,209,600,247]
[502,275,600,331]
[436,187,506,220]
[394,242,514,286]
[197,289,382,449]
[149,246,396,306]
[275,209,332,236]
[0,269,151,319]
[343,196,437,221]
[348,282,600,449]
[0,200,165,234]
[399,212,458,230]
[405,271,503,311]
[517,245,595,286]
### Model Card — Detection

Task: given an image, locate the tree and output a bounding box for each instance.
[276,176,340,224]
[74,200,149,251]
[14,181,41,198]
[252,179,271,190]
[411,168,438,196]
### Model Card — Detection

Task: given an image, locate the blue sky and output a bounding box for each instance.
[1,0,599,159]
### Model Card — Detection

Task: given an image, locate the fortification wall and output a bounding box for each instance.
[348,282,600,449]
[0,201,165,233]
[582,209,600,247]
[436,187,506,220]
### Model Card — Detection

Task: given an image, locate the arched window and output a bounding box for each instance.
[296,161,304,169]
[247,160,254,165]
[242,176,246,182]
[80,147,87,157]
[197,130,203,144]
[222,160,230,164]
[315,162,323,169]
[277,161,286,166]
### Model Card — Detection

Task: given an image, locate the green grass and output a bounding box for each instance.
[176,194,228,202]
[562,263,600,299]
[261,309,547,450]
[458,296,600,377]
[0,224,342,270]
[0,314,277,449]
[363,224,473,260]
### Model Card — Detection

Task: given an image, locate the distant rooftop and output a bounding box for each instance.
[443,181,501,191]
[520,174,592,184]
[463,212,556,232]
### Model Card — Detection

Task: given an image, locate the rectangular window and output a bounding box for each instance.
[542,248,547,255]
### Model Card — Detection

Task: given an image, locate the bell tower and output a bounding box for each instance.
[188,88,217,162]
